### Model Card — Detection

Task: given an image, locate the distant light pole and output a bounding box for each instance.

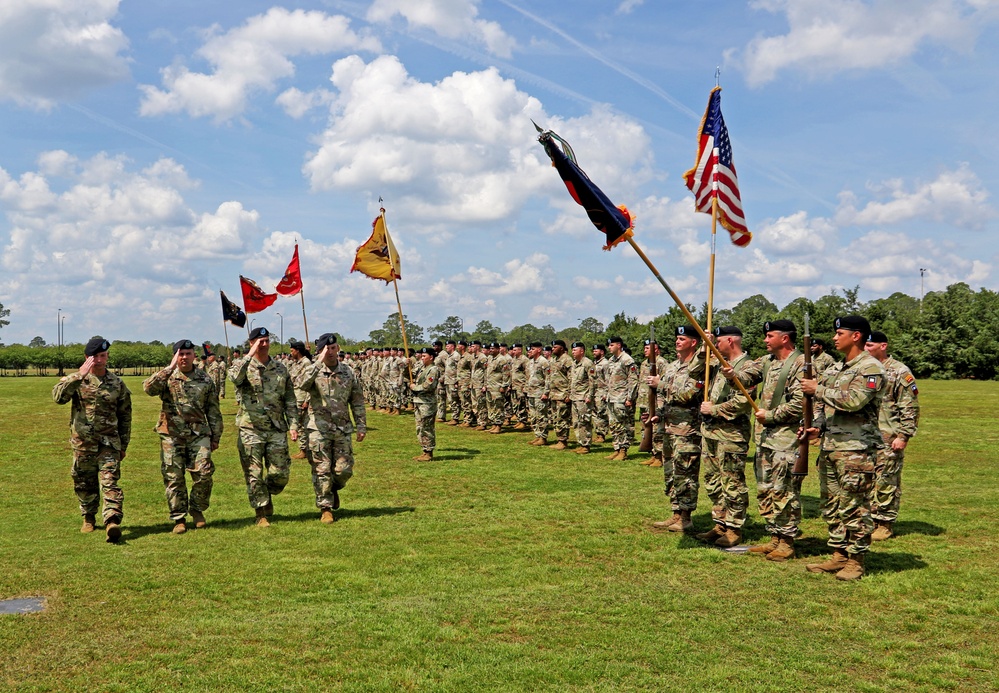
[920,268,928,312]
[276,312,284,354]
[57,308,62,376]
[458,317,464,337]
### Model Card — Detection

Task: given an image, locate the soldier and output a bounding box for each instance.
[286,340,313,461]
[229,327,299,526]
[142,339,223,534]
[638,339,669,467]
[730,320,806,561]
[802,316,886,581]
[457,340,475,426]
[649,326,702,533]
[294,333,366,523]
[693,327,754,548]
[484,342,512,433]
[445,340,463,426]
[591,343,609,444]
[469,341,489,430]
[811,338,836,375]
[546,340,573,450]
[569,341,596,453]
[865,330,920,540]
[410,347,441,461]
[603,336,638,460]
[509,343,530,429]
[526,342,551,445]
[52,337,132,543]
[204,345,227,399]
[435,340,453,422]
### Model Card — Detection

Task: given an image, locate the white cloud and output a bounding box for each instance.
[367,0,516,58]
[0,0,129,108]
[275,87,334,119]
[463,253,554,295]
[616,0,646,14]
[574,276,611,290]
[755,210,834,255]
[139,8,380,123]
[835,164,992,229]
[730,248,822,286]
[737,0,986,87]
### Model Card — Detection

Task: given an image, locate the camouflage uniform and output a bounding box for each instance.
[813,350,836,376]
[510,353,530,425]
[229,356,299,510]
[638,354,669,458]
[287,355,313,459]
[739,351,806,538]
[53,371,132,523]
[207,358,227,399]
[444,347,462,423]
[570,356,596,448]
[142,365,223,522]
[873,356,920,523]
[470,350,489,426]
[411,360,441,454]
[605,351,639,453]
[591,353,609,439]
[295,358,366,510]
[657,357,702,511]
[457,349,475,425]
[527,353,550,441]
[434,349,449,421]
[485,352,512,426]
[547,352,574,444]
[814,352,886,555]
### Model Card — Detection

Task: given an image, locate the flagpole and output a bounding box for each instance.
[299,290,310,346]
[223,320,231,358]
[626,237,757,411]
[381,207,413,387]
[704,195,719,387]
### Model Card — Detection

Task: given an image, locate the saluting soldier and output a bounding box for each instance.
[569,341,596,453]
[410,347,441,461]
[604,336,639,460]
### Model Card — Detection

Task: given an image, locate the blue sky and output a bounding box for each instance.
[1,0,997,346]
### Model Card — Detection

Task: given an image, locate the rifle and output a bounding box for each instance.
[638,325,657,453]
[793,313,812,476]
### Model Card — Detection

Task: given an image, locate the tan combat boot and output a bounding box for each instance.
[489,425,502,434]
[447,418,460,426]
[551,441,568,450]
[715,527,742,548]
[640,456,657,466]
[513,422,527,430]
[649,457,663,468]
[695,524,725,542]
[871,522,894,541]
[616,449,629,461]
[748,536,780,555]
[835,553,865,581]
[81,514,96,534]
[605,450,619,459]
[474,424,487,431]
[320,509,335,524]
[291,450,307,460]
[652,513,681,530]
[766,535,796,562]
[172,520,187,534]
[255,507,270,528]
[105,517,122,543]
[413,451,434,461]
[575,446,590,454]
[806,549,849,573]
[191,510,207,529]
[668,510,693,533]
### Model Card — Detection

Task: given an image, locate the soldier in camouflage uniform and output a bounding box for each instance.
[445,340,463,426]
[205,349,227,399]
[485,342,512,433]
[143,339,223,534]
[730,320,806,561]
[649,326,702,533]
[691,327,754,548]
[469,341,489,429]
[295,333,366,523]
[569,341,596,453]
[811,338,836,375]
[509,343,530,429]
[229,327,299,526]
[604,336,638,460]
[52,337,132,543]
[286,340,313,461]
[865,331,920,541]
[638,339,669,467]
[457,341,475,426]
[410,347,441,461]
[802,316,886,581]
[526,342,551,445]
[546,340,574,450]
[591,344,609,443]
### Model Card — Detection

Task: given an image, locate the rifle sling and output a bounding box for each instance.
[765,350,802,409]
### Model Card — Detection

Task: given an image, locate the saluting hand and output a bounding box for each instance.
[79,356,94,377]
[168,351,179,371]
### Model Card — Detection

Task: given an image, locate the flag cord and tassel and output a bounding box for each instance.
[626,237,758,411]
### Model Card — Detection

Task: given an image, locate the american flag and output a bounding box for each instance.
[684,87,751,247]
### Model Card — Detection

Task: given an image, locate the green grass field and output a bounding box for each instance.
[1,377,997,692]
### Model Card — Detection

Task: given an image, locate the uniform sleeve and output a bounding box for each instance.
[767,365,804,425]
[229,356,251,385]
[295,360,322,392]
[350,376,367,435]
[117,382,133,452]
[206,380,224,446]
[52,372,84,404]
[283,374,298,435]
[815,369,881,413]
[709,389,751,420]
[142,367,173,396]
[736,357,764,388]
[627,361,639,402]
[894,370,920,439]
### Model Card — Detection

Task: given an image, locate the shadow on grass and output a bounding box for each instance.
[895,520,945,537]
[868,551,929,574]
[433,447,481,461]
[802,494,822,519]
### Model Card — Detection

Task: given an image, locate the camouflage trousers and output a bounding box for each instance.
[756,446,803,537]
[591,398,608,437]
[436,382,447,420]
[236,427,291,509]
[571,399,592,447]
[817,449,876,555]
[458,385,475,424]
[529,395,549,439]
[550,398,571,443]
[669,434,701,511]
[511,391,528,424]
[661,433,675,501]
[872,445,904,522]
[637,408,666,457]
[701,438,749,529]
[446,383,462,422]
[307,429,355,510]
[159,435,214,522]
[414,399,436,453]
[486,390,506,425]
[607,401,631,451]
[71,445,123,522]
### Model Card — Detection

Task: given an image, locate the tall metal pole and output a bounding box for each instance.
[919,268,927,312]
[276,312,283,354]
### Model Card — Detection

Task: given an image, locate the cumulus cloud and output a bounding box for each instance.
[139,7,380,123]
[453,253,554,296]
[616,0,646,14]
[755,210,835,255]
[275,87,335,119]
[366,0,516,58]
[736,0,986,87]
[0,0,130,108]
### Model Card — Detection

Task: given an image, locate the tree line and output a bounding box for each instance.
[1,283,997,379]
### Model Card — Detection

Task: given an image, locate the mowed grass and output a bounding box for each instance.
[0,377,996,692]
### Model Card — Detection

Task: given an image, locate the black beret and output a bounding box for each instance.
[457,340,468,346]
[446,339,457,346]
[418,346,435,355]
[529,341,543,348]
[592,343,606,351]
[289,339,307,353]
[607,336,624,345]
[471,340,482,346]
[713,326,742,337]
[764,319,796,334]
[542,345,552,352]
[172,339,195,353]
[248,326,269,341]
[500,343,508,348]
[85,337,111,356]
[433,340,444,348]
[675,325,698,338]
[868,330,888,343]
[489,342,500,348]
[315,333,338,350]
[511,343,523,348]
[834,315,871,335]
[552,339,567,349]
[643,339,658,346]
[571,341,585,349]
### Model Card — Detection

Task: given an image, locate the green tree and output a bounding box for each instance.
[726,294,778,357]
[470,320,502,344]
[0,302,9,330]
[369,312,424,346]
[430,316,466,340]
[504,323,556,346]
[29,336,46,348]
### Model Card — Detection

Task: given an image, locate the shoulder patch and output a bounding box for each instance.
[866,375,880,389]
